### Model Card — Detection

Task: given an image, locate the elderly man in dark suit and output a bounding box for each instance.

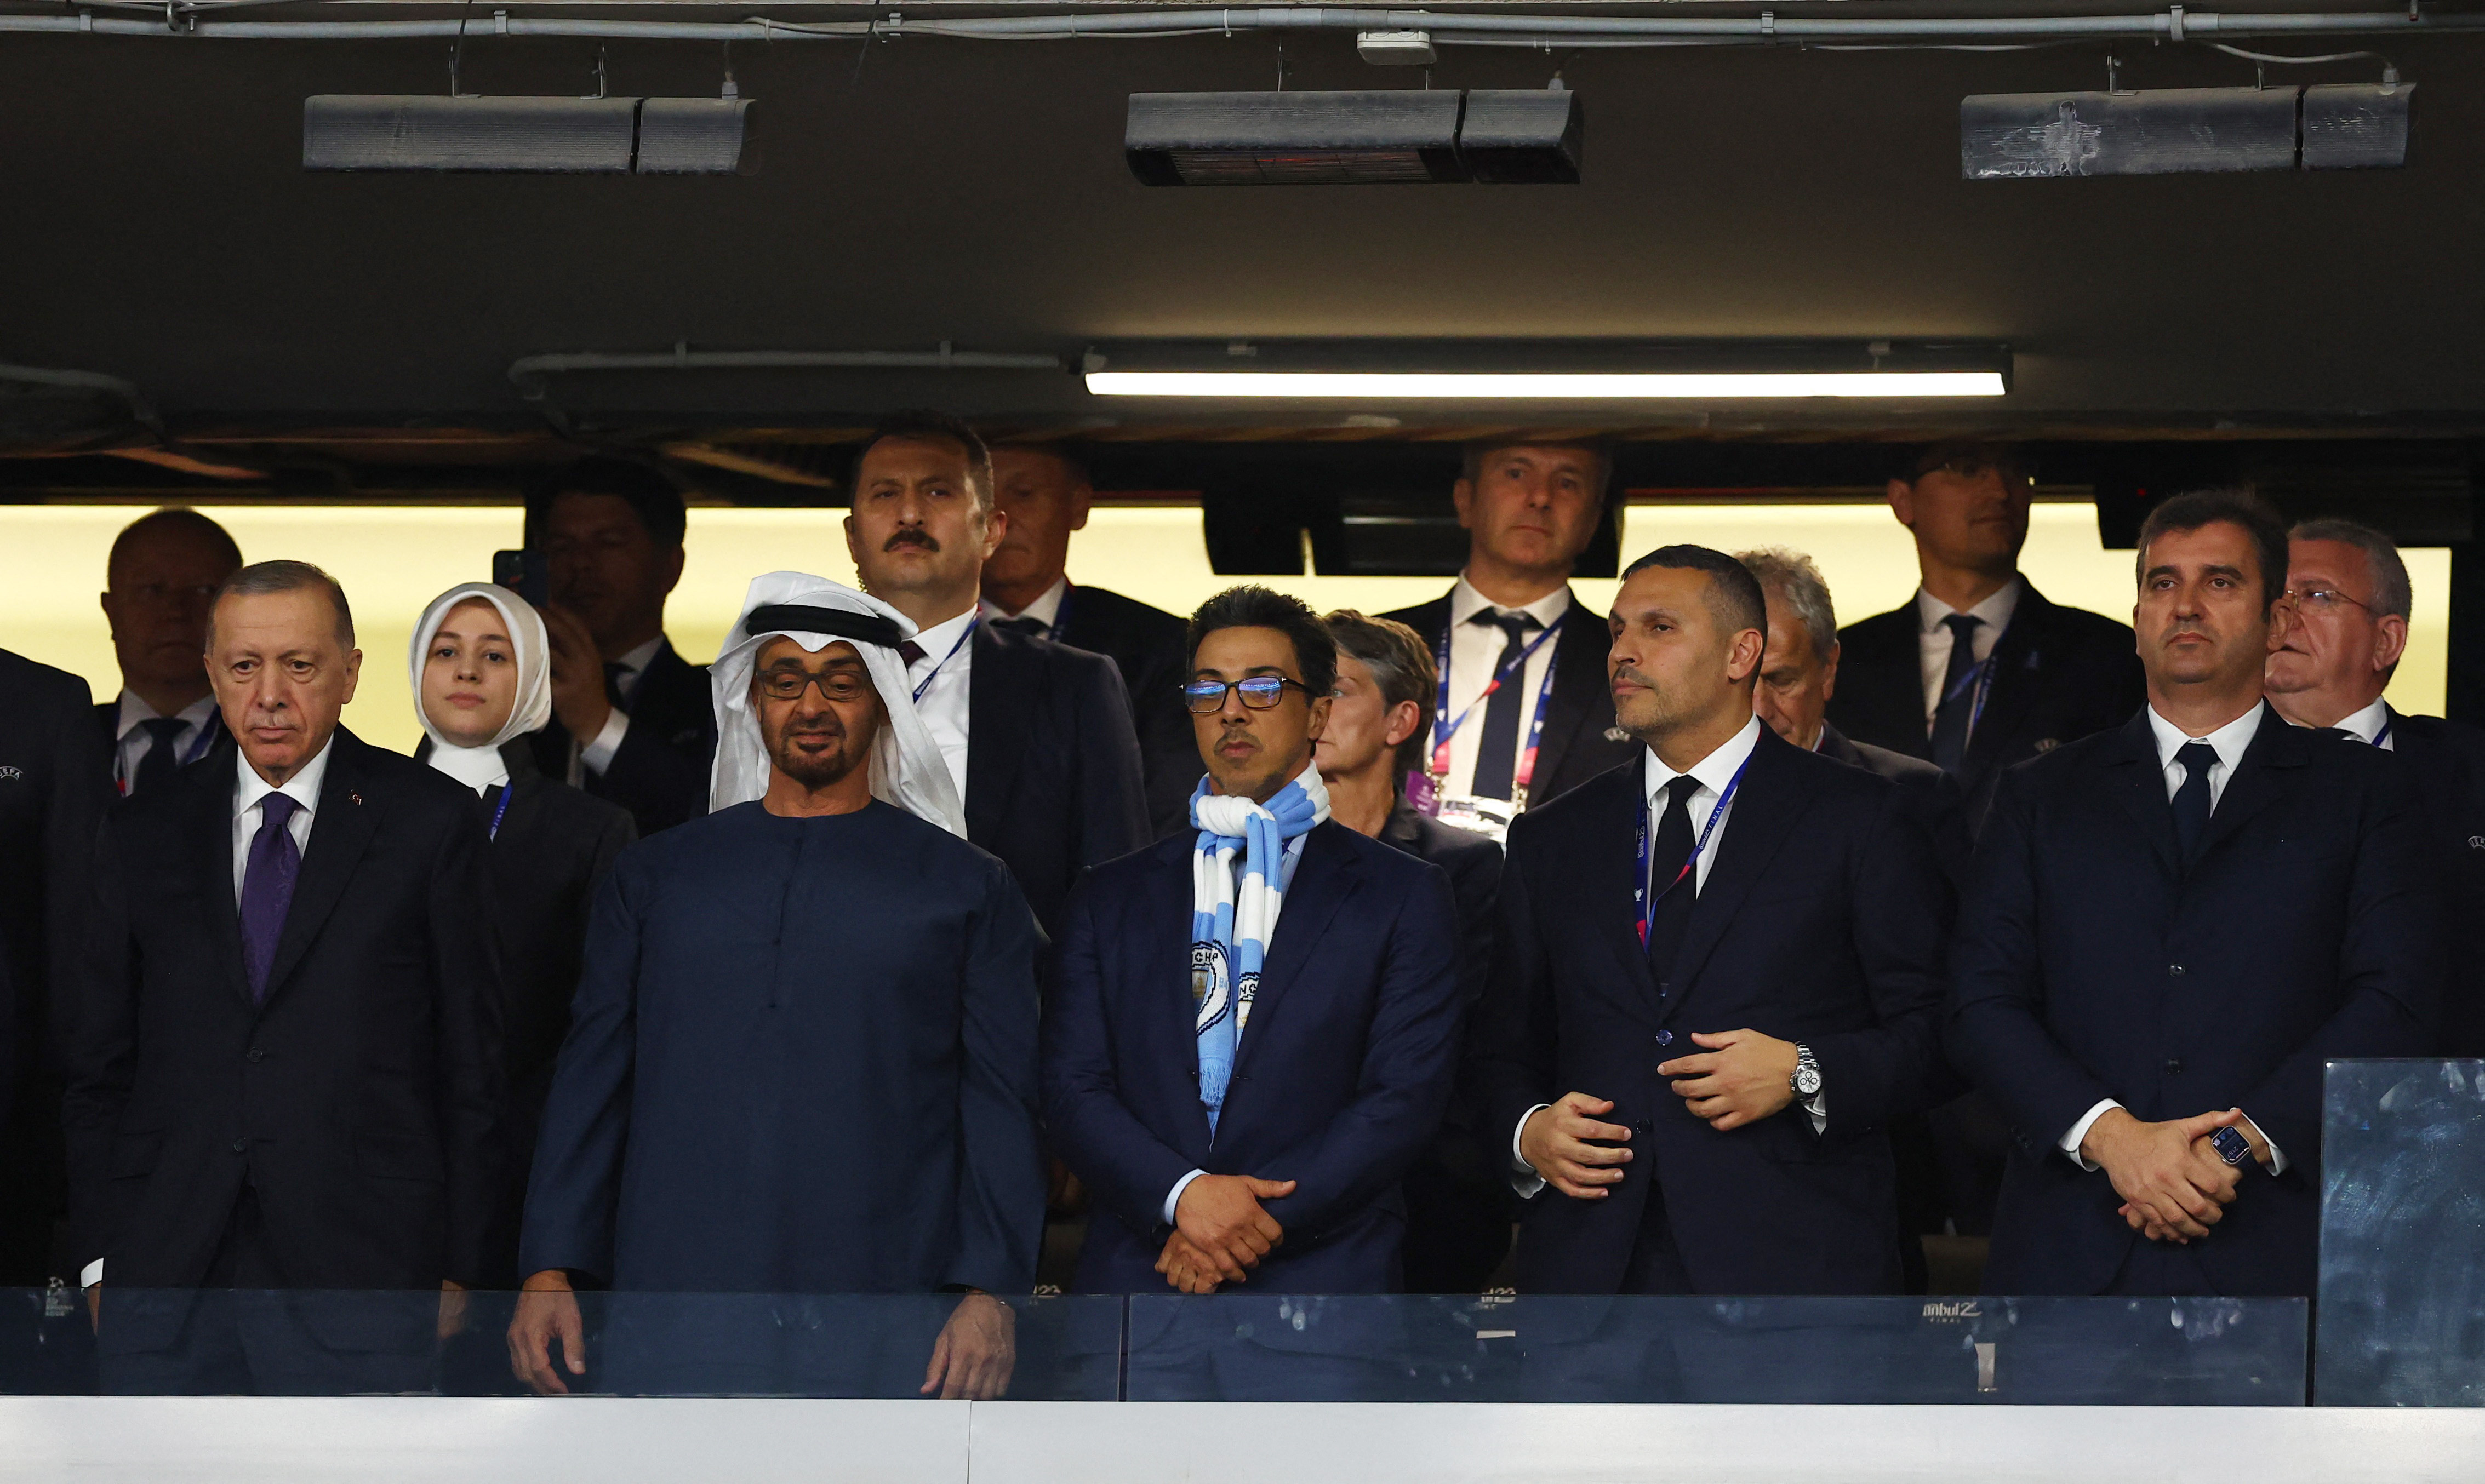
[1825,443,2145,835]
[846,412,1149,939]
[1949,491,2442,1298]
[1382,438,1638,839]
[64,560,502,1392]
[981,444,1195,839]
[95,508,242,799]
[1469,545,1953,1298]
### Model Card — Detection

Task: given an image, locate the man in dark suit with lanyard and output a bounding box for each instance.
[1470,545,1952,1298]
[2265,517,2485,1057]
[1825,443,2144,835]
[526,457,718,839]
[96,508,242,798]
[980,444,1195,838]
[1382,438,1638,841]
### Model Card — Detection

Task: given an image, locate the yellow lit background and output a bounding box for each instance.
[0,502,2448,750]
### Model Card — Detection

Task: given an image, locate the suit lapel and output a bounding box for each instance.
[1666,729,1810,999]
[2104,709,2181,876]
[963,627,1031,847]
[1231,822,1359,1081]
[261,732,381,1005]
[2196,707,2302,860]
[1141,839,1219,1154]
[1531,600,1609,799]
[1960,583,2053,786]
[1838,612,1932,761]
[190,764,254,1008]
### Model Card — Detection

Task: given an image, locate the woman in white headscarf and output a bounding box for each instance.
[409,581,637,1285]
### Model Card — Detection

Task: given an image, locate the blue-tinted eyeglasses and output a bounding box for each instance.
[1182,676,1314,714]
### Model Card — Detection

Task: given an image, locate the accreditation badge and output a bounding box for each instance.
[1433,793,1516,845]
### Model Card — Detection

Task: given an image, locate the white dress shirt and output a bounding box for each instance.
[1914,580,2023,730]
[112,689,220,794]
[904,609,978,803]
[579,635,667,776]
[1437,575,1574,799]
[2058,701,2287,1174]
[1506,715,1824,1197]
[979,575,1070,636]
[2330,696,2396,750]
[88,738,334,1290]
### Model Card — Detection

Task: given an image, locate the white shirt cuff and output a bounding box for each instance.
[81,1259,101,1289]
[580,708,630,775]
[1162,1169,1207,1226]
[1510,1103,1551,1199]
[2238,1114,2288,1175]
[1804,1087,1827,1136]
[2061,1098,2124,1171]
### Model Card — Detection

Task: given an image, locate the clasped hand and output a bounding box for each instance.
[2083,1107,2267,1244]
[1156,1173,1296,1293]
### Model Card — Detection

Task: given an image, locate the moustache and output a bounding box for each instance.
[1612,664,1659,689]
[883,530,940,554]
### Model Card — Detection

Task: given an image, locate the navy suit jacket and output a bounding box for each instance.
[527,638,717,840]
[968,623,1151,940]
[1042,820,1465,1294]
[1946,708,2443,1297]
[1826,581,2144,836]
[1050,582,1197,840]
[2387,708,2485,1057]
[1467,725,1953,1296]
[1380,591,1639,810]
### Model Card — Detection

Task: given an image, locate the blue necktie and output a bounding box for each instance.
[1929,614,1984,773]
[239,793,303,1002]
[1470,610,1541,801]
[2170,741,2218,864]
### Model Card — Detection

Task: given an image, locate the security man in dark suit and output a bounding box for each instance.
[2265,517,2485,1057]
[1470,545,1953,1297]
[982,444,1195,839]
[1317,609,1509,1293]
[526,457,718,839]
[95,508,241,799]
[1825,443,2145,835]
[64,561,503,1391]
[1382,438,1638,838]
[847,412,1150,939]
[1949,491,2442,1298]
[0,647,108,1286]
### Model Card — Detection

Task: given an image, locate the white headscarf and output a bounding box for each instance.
[409,581,553,794]
[709,571,966,836]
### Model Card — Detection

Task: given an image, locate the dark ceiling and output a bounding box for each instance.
[3,4,2484,480]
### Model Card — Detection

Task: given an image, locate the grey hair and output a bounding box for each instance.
[1735,547,1838,663]
[2290,518,2413,622]
[211,559,356,649]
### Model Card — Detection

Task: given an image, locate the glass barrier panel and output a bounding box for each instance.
[0,1290,1122,1399]
[1124,1293,2307,1405]
[2316,1058,2485,1406]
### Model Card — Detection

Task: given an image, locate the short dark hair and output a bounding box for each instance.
[855,410,994,514]
[1621,543,1770,642]
[1323,609,1435,778]
[993,441,1092,489]
[1898,440,2031,486]
[2136,488,2290,614]
[1460,437,1614,505]
[530,455,689,549]
[212,558,355,649]
[1187,586,1338,701]
[107,507,243,588]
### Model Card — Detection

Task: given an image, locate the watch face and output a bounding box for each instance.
[2212,1126,2252,1166]
[1793,1066,1823,1097]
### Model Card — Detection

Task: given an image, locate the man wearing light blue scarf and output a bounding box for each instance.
[1041,587,1468,1300]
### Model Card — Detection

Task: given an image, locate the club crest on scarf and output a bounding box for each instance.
[1189,764,1329,1133]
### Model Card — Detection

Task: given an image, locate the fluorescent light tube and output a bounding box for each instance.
[1084,370,2008,399]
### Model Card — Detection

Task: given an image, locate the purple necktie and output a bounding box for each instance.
[240,792,303,1002]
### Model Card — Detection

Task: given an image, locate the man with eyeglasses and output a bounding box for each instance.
[1042,587,1463,1319]
[2266,518,2485,1056]
[513,576,1043,1400]
[1825,442,2144,835]
[97,507,243,797]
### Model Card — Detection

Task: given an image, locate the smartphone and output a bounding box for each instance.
[493,549,550,609]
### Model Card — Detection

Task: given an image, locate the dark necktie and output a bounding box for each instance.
[239,792,304,1002]
[898,640,928,667]
[1470,611,1542,801]
[603,662,631,711]
[2170,740,2218,864]
[1644,774,1704,993]
[1928,614,1985,773]
[992,616,1048,638]
[132,717,188,796]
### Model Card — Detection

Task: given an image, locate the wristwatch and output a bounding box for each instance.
[1790,1044,1823,1100]
[2211,1125,2254,1167]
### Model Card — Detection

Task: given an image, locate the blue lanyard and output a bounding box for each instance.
[2373,717,2393,749]
[487,782,515,841]
[911,615,980,703]
[1430,617,1563,797]
[1634,752,1752,949]
[1938,641,2002,749]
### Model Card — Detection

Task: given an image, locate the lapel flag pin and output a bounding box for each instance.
[350,790,364,805]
